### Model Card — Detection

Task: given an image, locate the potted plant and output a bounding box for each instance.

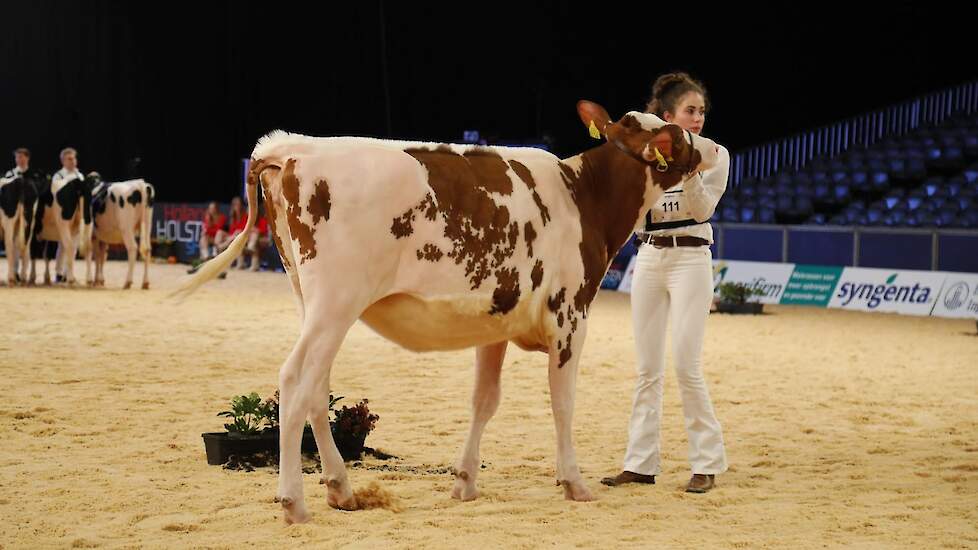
[331,399,380,461]
[152,237,176,260]
[715,282,765,314]
[201,391,378,466]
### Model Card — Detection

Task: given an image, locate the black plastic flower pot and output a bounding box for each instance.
[716,302,764,315]
[332,429,368,462]
[201,426,318,466]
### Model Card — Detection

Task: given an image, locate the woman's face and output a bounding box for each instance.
[663,92,706,135]
[207,202,218,215]
[231,197,243,212]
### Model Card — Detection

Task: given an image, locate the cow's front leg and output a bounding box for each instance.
[452,341,506,501]
[549,319,594,502]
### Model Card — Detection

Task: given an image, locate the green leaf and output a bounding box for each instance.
[886,274,897,284]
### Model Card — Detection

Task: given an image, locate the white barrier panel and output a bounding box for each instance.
[711,260,796,304]
[609,252,976,320]
[828,267,947,316]
[931,274,978,319]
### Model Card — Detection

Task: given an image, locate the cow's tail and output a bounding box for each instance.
[169,159,271,300]
[140,182,155,260]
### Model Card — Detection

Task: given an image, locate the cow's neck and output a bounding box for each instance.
[563,143,658,260]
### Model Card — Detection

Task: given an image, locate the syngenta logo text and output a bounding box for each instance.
[836,273,932,309]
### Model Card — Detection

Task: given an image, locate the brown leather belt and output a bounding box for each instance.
[643,234,710,248]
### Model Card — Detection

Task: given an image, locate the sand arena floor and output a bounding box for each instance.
[1,260,976,549]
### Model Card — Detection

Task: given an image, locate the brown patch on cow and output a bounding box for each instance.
[524,221,537,258]
[404,146,520,292]
[530,259,543,290]
[391,193,437,239]
[489,266,520,315]
[508,160,551,226]
[560,144,647,319]
[547,288,566,313]
[391,207,415,238]
[416,243,444,262]
[308,179,331,225]
[556,311,564,327]
[281,158,318,263]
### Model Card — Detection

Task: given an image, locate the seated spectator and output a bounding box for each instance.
[218,196,246,268]
[240,203,270,271]
[198,201,227,261]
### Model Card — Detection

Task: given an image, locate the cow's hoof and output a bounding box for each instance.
[559,479,595,502]
[324,478,358,511]
[277,496,311,525]
[123,282,132,290]
[450,471,480,502]
[141,282,150,290]
[7,279,15,287]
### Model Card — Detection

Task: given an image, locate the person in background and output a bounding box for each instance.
[198,201,226,262]
[240,202,270,271]
[219,196,246,268]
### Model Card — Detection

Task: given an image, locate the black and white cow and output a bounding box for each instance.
[0,169,41,285]
[90,176,155,289]
[30,167,93,285]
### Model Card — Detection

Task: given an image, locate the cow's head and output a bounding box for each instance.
[577,100,713,189]
[84,172,102,192]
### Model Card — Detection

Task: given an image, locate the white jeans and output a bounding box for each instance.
[623,243,727,476]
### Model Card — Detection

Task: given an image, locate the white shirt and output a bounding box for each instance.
[642,143,730,244]
[53,168,83,186]
[0,166,27,185]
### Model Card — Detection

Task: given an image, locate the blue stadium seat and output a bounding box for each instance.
[866,207,884,225]
[740,206,756,223]
[758,208,776,224]
[936,210,957,227]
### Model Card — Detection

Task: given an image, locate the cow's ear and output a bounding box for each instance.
[577,100,612,139]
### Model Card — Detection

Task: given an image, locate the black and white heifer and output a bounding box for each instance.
[0,170,40,285]
[91,177,155,289]
[30,170,93,285]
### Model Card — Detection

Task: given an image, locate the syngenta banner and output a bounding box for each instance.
[931,274,978,319]
[828,268,946,315]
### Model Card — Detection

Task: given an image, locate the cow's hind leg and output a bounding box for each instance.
[121,230,138,289]
[549,321,594,502]
[3,220,16,286]
[452,341,506,501]
[278,297,362,524]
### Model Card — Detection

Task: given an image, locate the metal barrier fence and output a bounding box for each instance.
[729,80,978,186]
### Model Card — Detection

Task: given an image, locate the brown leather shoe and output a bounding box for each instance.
[600,471,655,487]
[685,474,715,493]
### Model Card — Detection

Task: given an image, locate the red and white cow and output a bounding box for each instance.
[90,176,155,289]
[175,101,719,524]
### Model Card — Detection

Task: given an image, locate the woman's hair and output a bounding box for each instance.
[230,197,244,224]
[205,202,219,224]
[646,72,709,118]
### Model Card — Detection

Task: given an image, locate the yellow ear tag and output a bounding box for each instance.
[653,147,669,170]
[588,120,602,139]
